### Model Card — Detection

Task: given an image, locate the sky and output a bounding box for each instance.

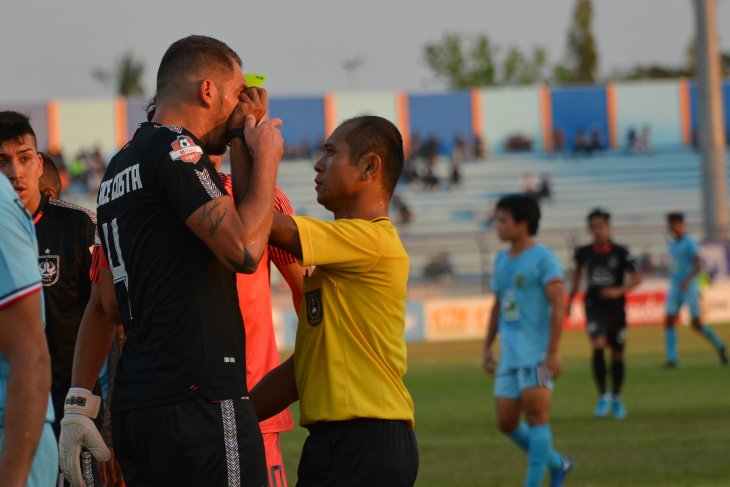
[1,0,729,101]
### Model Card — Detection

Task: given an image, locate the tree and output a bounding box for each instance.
[423,33,549,89]
[92,52,146,97]
[565,0,598,83]
[502,47,548,85]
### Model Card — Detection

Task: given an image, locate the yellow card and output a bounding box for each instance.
[245,73,267,88]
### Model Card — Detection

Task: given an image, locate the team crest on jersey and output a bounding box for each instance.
[306,289,323,326]
[514,274,526,289]
[38,251,60,286]
[169,135,203,163]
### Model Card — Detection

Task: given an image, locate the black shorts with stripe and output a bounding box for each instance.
[112,395,266,487]
[298,418,419,487]
[586,305,627,351]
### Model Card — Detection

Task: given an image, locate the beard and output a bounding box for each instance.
[203,121,229,156]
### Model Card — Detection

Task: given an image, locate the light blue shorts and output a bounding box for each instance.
[0,422,58,487]
[494,363,554,399]
[665,284,700,318]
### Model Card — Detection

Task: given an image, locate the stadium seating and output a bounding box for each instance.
[275,150,730,286]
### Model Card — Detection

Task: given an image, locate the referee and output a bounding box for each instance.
[59,35,283,486]
[253,116,418,487]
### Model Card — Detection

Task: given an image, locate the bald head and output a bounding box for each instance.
[156,35,242,103]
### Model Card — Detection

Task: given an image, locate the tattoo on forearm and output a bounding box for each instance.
[226,247,259,274]
[198,201,227,236]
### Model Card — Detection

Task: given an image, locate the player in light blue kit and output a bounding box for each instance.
[482,195,573,487]
[664,212,727,367]
[0,173,58,486]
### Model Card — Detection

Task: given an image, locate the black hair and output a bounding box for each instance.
[0,111,37,146]
[39,152,61,196]
[146,96,157,122]
[496,194,541,236]
[667,212,684,223]
[156,35,242,100]
[587,208,611,223]
[341,116,404,197]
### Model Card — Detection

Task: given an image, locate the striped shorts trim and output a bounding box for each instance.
[221,399,241,487]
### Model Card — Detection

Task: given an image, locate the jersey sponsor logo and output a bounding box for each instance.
[502,289,520,321]
[306,289,323,326]
[38,249,60,286]
[98,163,143,206]
[169,135,203,163]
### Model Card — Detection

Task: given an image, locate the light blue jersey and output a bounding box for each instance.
[0,174,55,426]
[669,235,700,288]
[491,244,564,370]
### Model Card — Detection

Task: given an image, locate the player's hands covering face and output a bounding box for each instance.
[228,87,268,129]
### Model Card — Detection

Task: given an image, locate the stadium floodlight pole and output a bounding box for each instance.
[694,0,729,241]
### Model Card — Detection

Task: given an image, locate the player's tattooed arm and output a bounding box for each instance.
[186,197,267,274]
[197,199,228,237]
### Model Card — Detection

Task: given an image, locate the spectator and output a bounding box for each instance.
[473,133,487,160]
[423,251,454,284]
[522,172,537,199]
[536,173,553,201]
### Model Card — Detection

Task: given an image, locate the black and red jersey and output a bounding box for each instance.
[573,241,636,310]
[97,122,246,412]
[33,193,96,432]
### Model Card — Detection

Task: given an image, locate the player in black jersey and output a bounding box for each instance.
[0,111,107,486]
[60,35,283,487]
[567,209,642,420]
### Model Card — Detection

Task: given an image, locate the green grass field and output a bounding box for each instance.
[279,325,730,486]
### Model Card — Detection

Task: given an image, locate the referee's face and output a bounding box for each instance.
[313,124,361,212]
[0,134,43,213]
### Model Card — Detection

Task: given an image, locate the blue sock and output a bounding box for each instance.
[507,422,563,469]
[525,424,553,487]
[666,328,678,363]
[507,422,530,451]
[701,326,725,351]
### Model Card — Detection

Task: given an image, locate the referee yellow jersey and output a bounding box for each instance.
[291,215,415,427]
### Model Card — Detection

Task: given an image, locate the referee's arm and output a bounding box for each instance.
[250,355,298,422]
[269,212,302,260]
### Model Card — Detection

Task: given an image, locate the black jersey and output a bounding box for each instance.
[97,122,246,412]
[33,194,96,431]
[574,242,636,310]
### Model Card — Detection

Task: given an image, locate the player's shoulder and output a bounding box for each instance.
[575,243,591,256]
[48,197,97,225]
[612,242,631,255]
[533,243,558,259]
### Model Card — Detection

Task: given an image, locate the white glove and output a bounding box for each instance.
[59,388,111,487]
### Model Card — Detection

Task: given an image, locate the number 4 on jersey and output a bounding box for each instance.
[101,218,133,320]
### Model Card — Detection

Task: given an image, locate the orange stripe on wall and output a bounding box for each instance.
[47,100,60,154]
[678,78,692,146]
[323,93,337,137]
[539,85,553,152]
[471,88,484,138]
[115,97,128,148]
[396,92,411,158]
[605,83,618,149]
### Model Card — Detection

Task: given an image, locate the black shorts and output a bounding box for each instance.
[586,306,627,351]
[112,395,266,487]
[298,418,418,487]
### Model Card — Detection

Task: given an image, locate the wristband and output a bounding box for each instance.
[226,128,245,145]
[64,388,101,418]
